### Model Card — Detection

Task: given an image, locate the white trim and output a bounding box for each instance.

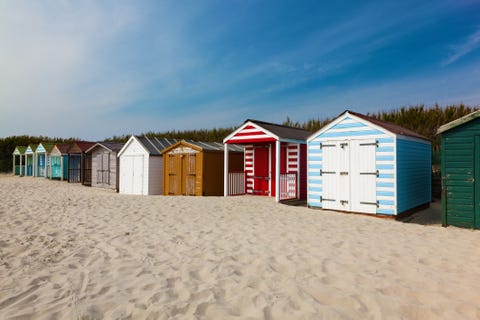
[223,120,279,144]
[118,136,150,157]
[224,144,228,197]
[86,142,114,154]
[307,111,395,142]
[275,140,280,202]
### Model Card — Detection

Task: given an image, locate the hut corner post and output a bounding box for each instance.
[12,154,15,175]
[224,143,229,197]
[275,140,280,202]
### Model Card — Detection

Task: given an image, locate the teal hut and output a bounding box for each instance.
[25,144,38,176]
[437,110,480,229]
[12,146,27,176]
[48,143,70,180]
[35,143,54,177]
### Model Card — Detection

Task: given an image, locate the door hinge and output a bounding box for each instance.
[320,169,335,176]
[320,196,335,202]
[360,201,379,207]
[360,170,379,177]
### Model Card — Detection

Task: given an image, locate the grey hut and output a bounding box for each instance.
[85,142,125,191]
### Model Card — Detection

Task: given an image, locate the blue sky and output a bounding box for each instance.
[1,0,480,140]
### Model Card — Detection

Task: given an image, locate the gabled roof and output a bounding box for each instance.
[26,144,38,154]
[224,119,311,144]
[13,146,27,154]
[248,119,312,140]
[162,140,244,154]
[437,110,480,134]
[74,141,96,152]
[36,142,55,153]
[53,143,71,154]
[308,110,429,142]
[86,141,125,154]
[119,136,179,156]
[347,111,429,141]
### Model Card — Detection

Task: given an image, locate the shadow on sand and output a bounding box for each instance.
[399,200,442,226]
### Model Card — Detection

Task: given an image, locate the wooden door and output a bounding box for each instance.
[69,155,81,182]
[350,139,377,214]
[168,154,182,195]
[38,154,45,177]
[254,146,269,195]
[52,156,61,178]
[98,152,110,186]
[185,154,196,196]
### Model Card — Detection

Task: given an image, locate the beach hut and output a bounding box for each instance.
[48,143,70,180]
[34,143,54,177]
[12,146,27,176]
[307,110,431,217]
[67,141,96,184]
[162,140,244,196]
[85,142,125,191]
[25,144,38,176]
[437,110,480,229]
[118,136,178,195]
[223,119,310,202]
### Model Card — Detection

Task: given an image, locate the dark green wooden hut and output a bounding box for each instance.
[437,110,480,229]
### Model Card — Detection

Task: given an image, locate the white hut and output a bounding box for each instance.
[118,136,178,195]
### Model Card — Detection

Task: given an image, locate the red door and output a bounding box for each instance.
[254,146,269,195]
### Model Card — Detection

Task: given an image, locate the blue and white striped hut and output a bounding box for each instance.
[307,110,431,217]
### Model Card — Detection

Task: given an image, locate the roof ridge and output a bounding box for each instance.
[246,119,311,132]
[346,110,429,141]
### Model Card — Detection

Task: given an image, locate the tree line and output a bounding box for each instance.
[0,103,477,172]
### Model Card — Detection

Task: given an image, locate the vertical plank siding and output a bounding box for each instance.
[440,118,480,228]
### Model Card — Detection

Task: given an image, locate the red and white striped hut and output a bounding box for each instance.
[223,119,311,202]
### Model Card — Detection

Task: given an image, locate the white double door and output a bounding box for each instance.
[322,139,377,214]
[120,155,144,195]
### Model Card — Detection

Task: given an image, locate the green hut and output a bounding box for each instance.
[437,110,480,229]
[35,143,54,177]
[25,144,38,176]
[12,146,27,176]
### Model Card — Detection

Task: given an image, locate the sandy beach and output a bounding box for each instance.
[1,175,479,319]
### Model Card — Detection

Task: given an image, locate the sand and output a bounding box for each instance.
[1,175,480,319]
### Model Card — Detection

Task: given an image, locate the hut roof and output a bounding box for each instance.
[76,141,96,151]
[26,144,38,154]
[246,119,312,140]
[37,142,55,153]
[136,136,179,155]
[13,146,27,154]
[437,110,480,134]
[86,142,125,153]
[162,140,243,154]
[345,111,429,141]
[54,143,71,154]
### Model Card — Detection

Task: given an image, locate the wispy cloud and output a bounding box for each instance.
[443,27,480,66]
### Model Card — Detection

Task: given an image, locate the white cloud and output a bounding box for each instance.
[443,27,480,66]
